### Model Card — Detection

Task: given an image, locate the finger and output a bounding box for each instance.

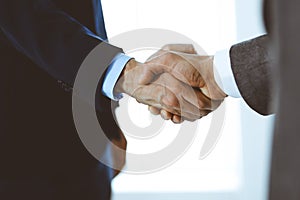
[146,49,166,62]
[146,44,197,63]
[148,106,161,115]
[136,73,209,119]
[160,110,173,120]
[157,110,184,124]
[162,44,197,54]
[160,73,211,112]
[132,81,181,117]
[161,92,212,121]
[132,83,166,108]
[152,90,207,123]
[181,86,217,111]
[172,115,183,124]
[146,52,203,88]
[138,63,171,85]
[160,93,203,120]
[194,90,224,111]
[161,94,199,120]
[152,73,202,118]
[180,110,211,122]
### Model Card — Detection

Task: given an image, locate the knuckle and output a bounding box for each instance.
[191,69,202,86]
[164,52,175,61]
[162,94,178,108]
[196,91,210,109]
[197,98,205,109]
[188,45,196,53]
[162,44,172,51]
[169,51,178,58]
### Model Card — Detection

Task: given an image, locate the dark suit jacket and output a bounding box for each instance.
[230,35,274,115]
[229,0,300,198]
[0,0,122,179]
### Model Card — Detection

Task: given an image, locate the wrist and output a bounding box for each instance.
[202,56,227,100]
[115,59,138,95]
[213,48,240,98]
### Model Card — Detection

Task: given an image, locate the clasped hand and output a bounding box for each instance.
[115,44,227,123]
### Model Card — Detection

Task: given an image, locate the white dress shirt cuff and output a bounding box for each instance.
[213,49,242,98]
[102,53,132,101]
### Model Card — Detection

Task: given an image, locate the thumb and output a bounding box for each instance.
[139,63,170,85]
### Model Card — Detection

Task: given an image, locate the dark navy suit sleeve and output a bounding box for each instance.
[0,0,122,87]
[0,0,124,140]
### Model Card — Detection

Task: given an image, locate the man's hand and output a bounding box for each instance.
[110,130,127,178]
[143,44,226,100]
[142,44,227,123]
[115,59,214,121]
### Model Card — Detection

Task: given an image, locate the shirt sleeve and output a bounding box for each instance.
[213,48,242,98]
[102,53,132,101]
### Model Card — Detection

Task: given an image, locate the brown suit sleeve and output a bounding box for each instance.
[229,35,275,115]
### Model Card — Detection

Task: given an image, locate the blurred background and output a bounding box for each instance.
[101,0,275,199]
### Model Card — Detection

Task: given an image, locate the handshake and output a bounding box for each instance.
[115,44,227,123]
